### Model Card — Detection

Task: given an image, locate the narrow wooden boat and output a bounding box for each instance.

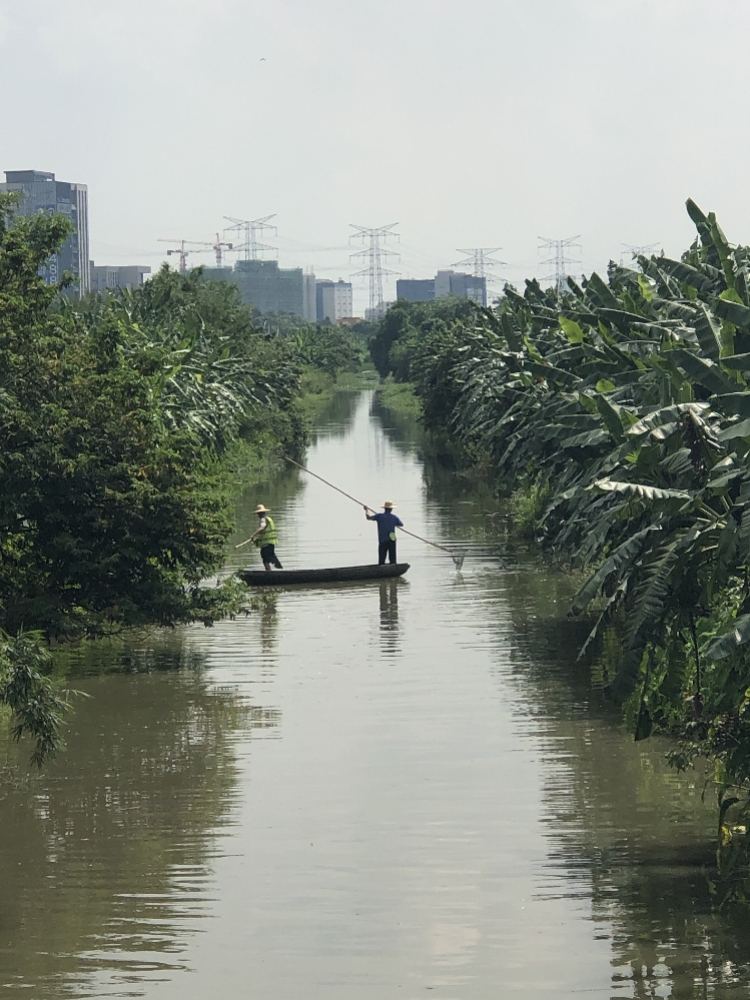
[239,562,410,586]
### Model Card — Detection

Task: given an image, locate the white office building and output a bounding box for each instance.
[317,279,354,323]
[90,263,151,293]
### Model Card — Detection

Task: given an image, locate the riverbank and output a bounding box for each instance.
[297,367,380,421]
[0,386,735,999]
[1,204,353,763]
[373,377,422,419]
[366,219,750,743]
[366,223,750,907]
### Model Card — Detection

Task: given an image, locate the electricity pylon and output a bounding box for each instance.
[454,247,507,298]
[350,223,400,318]
[539,236,581,292]
[620,242,660,267]
[453,247,506,280]
[224,214,278,260]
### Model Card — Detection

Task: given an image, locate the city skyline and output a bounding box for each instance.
[0,167,497,312]
[2,1,747,315]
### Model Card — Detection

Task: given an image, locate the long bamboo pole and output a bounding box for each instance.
[282,456,466,567]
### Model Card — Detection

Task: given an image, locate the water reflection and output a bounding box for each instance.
[378,579,401,656]
[0,635,276,998]
[308,390,361,444]
[257,592,279,656]
[368,391,422,458]
[463,561,749,998]
[371,388,750,997]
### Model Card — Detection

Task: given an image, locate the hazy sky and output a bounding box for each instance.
[2,0,749,312]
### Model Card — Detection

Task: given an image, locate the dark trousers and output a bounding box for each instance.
[260,544,283,569]
[378,539,397,565]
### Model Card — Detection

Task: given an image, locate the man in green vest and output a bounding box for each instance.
[249,504,283,571]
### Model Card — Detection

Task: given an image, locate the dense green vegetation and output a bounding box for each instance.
[0,195,357,764]
[259,314,374,419]
[373,377,422,419]
[372,201,750,896]
[254,311,367,376]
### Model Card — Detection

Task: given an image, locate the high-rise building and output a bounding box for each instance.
[396,271,486,307]
[204,259,306,316]
[303,272,317,322]
[316,280,332,321]
[435,270,486,306]
[396,278,435,302]
[90,263,151,293]
[234,259,304,315]
[316,279,354,323]
[1,170,90,295]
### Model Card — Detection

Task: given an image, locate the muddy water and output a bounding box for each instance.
[1,391,748,998]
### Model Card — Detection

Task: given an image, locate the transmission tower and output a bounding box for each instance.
[453,247,506,280]
[453,247,507,298]
[224,214,277,260]
[350,223,400,318]
[539,236,582,292]
[620,242,660,267]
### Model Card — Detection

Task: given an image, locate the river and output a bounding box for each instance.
[1,390,748,999]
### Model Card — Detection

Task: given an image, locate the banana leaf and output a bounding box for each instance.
[704,614,750,661]
[714,392,750,417]
[671,349,737,395]
[656,256,713,293]
[693,303,722,361]
[717,418,750,440]
[717,353,750,371]
[591,480,692,501]
[716,295,750,329]
[571,524,663,615]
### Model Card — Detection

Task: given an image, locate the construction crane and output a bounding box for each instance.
[157,239,208,272]
[158,234,234,272]
[204,232,234,266]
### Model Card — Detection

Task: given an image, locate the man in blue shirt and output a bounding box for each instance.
[364,501,404,565]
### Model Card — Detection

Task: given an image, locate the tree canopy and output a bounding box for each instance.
[0,195,331,763]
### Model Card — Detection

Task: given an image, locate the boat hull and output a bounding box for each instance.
[239,562,410,586]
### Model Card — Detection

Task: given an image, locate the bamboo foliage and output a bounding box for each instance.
[373,200,750,803]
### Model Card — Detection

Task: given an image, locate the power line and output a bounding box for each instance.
[620,242,660,267]
[538,236,581,293]
[224,214,277,260]
[349,223,400,318]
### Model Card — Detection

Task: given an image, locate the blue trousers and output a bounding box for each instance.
[378,540,397,565]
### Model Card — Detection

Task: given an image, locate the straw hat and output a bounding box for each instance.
[382,501,396,509]
[254,504,271,513]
